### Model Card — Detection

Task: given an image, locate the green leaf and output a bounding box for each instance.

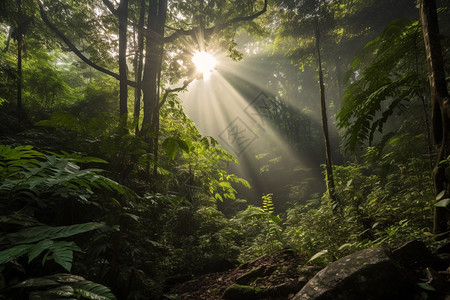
[162,137,179,160]
[0,244,32,264]
[29,285,75,299]
[436,190,446,201]
[28,239,54,262]
[307,249,329,263]
[12,277,59,289]
[435,198,450,209]
[5,222,107,244]
[73,280,117,300]
[417,282,436,291]
[176,139,190,153]
[50,241,81,271]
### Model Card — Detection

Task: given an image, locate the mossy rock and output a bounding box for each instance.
[221,284,265,300]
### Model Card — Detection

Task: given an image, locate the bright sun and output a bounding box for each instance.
[192,51,217,79]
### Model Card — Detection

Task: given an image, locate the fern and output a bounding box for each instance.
[0,222,110,271]
[262,193,274,214]
[0,145,128,274]
[9,274,117,300]
[0,145,131,209]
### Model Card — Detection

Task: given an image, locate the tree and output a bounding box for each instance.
[420,0,449,234]
[1,0,34,117]
[275,0,338,203]
[37,0,267,178]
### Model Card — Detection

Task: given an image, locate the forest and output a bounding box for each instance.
[0,0,449,299]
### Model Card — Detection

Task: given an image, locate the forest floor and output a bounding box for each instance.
[167,250,313,299]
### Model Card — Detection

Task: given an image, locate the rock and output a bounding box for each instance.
[392,240,445,271]
[221,284,264,300]
[265,280,307,297]
[298,265,322,278]
[293,247,415,300]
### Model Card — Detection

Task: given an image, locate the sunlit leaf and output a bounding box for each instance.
[307,249,329,263]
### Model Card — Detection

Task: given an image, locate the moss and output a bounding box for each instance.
[221,284,265,300]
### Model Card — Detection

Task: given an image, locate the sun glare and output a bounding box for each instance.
[192,51,217,79]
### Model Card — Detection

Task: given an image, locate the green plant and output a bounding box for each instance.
[0,145,125,299]
[233,194,285,261]
[3,273,117,300]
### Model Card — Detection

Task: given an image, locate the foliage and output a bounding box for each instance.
[0,145,125,299]
[284,132,436,265]
[337,18,429,152]
[233,195,285,262]
[4,273,116,300]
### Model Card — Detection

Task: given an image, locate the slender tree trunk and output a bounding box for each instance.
[314,17,337,205]
[118,0,128,125]
[420,0,449,234]
[16,0,23,117]
[134,0,146,135]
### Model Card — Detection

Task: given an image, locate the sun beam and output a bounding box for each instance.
[192,51,217,80]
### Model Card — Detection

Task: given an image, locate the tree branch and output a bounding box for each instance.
[102,0,119,16]
[159,77,195,110]
[38,0,137,88]
[163,0,268,43]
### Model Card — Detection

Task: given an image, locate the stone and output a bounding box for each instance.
[221,284,264,300]
[392,240,445,271]
[293,247,415,300]
[265,280,307,297]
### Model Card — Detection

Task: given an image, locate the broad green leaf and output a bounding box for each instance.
[5,222,106,244]
[435,198,450,208]
[73,280,117,300]
[46,273,85,283]
[12,277,59,289]
[307,249,329,263]
[50,241,81,271]
[28,239,54,262]
[29,285,76,299]
[0,244,32,264]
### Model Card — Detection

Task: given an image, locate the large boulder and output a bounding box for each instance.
[293,247,415,300]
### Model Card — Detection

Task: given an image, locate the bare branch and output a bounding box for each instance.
[159,77,195,110]
[38,0,137,88]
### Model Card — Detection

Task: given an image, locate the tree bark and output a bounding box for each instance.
[420,0,449,234]
[118,0,129,124]
[133,0,146,135]
[315,17,337,205]
[141,0,166,143]
[16,0,23,117]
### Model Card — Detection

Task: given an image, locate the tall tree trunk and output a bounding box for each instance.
[314,17,337,205]
[141,0,167,179]
[118,0,128,125]
[133,0,146,135]
[420,0,449,234]
[16,0,23,117]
